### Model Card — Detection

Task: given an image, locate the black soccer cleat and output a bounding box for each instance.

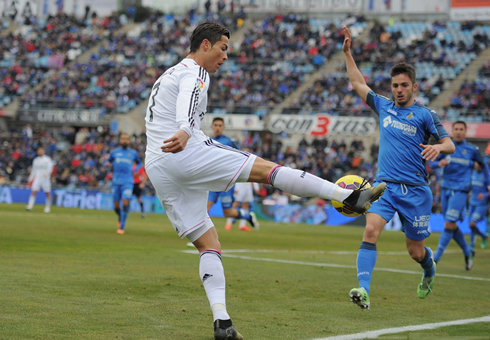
[214,319,244,340]
[342,182,387,214]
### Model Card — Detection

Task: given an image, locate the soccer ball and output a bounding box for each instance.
[332,175,371,217]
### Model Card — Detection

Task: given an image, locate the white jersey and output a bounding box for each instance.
[145,58,211,167]
[29,155,54,182]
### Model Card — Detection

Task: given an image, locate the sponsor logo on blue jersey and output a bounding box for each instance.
[382,116,417,137]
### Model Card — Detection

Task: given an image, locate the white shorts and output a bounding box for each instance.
[32,177,51,192]
[234,182,254,203]
[146,139,256,242]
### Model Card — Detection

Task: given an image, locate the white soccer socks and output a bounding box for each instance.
[26,195,36,210]
[268,166,352,202]
[199,250,230,321]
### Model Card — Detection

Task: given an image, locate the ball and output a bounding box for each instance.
[332,175,371,217]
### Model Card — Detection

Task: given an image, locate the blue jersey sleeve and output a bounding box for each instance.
[133,151,142,165]
[473,148,490,187]
[425,110,449,141]
[365,91,390,116]
[108,151,115,163]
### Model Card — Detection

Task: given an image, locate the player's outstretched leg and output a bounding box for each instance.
[417,247,436,299]
[267,166,386,215]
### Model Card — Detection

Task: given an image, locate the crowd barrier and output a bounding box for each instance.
[0,186,486,234]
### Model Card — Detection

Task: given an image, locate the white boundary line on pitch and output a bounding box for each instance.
[181,250,490,282]
[311,315,490,340]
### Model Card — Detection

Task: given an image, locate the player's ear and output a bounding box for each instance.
[412,82,418,91]
[202,39,211,52]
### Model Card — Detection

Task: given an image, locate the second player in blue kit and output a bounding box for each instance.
[432,122,490,268]
[342,25,455,310]
[107,133,142,234]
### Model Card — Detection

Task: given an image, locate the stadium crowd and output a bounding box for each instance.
[446,62,490,122]
[287,20,489,115]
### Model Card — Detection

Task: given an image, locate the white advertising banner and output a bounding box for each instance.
[202,114,265,131]
[450,0,490,21]
[268,114,378,137]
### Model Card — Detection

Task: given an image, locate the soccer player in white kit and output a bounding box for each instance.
[26,147,54,213]
[144,22,387,339]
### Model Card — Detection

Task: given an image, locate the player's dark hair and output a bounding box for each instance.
[213,117,224,124]
[189,22,230,53]
[390,62,416,85]
[453,120,467,129]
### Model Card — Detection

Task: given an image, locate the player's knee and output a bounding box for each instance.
[363,224,381,242]
[222,208,236,217]
[409,249,425,262]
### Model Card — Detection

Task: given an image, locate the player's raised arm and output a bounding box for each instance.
[420,137,455,162]
[343,26,372,102]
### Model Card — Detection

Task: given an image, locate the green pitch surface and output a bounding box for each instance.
[1,204,489,340]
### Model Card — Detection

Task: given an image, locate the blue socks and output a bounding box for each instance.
[470,226,486,249]
[452,227,471,256]
[435,228,454,262]
[237,208,250,222]
[357,241,377,294]
[120,205,130,230]
[114,207,121,222]
[419,247,435,277]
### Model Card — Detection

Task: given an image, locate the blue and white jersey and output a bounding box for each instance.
[439,140,490,192]
[366,91,448,186]
[108,147,141,185]
[470,169,489,206]
[212,134,241,150]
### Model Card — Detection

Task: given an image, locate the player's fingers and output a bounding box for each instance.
[419,143,427,149]
[163,136,176,144]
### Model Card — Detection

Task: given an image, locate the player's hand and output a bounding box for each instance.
[477,193,485,200]
[438,159,449,167]
[161,130,190,153]
[139,183,144,189]
[419,143,441,162]
[342,26,351,54]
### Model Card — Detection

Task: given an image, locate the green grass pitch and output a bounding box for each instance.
[1,203,489,339]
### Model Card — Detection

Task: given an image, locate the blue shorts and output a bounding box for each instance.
[441,189,468,223]
[469,204,488,224]
[113,184,134,202]
[208,185,235,210]
[369,181,432,241]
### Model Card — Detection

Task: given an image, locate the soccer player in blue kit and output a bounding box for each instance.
[469,161,489,251]
[343,26,455,310]
[107,133,142,234]
[433,121,490,268]
[207,117,258,231]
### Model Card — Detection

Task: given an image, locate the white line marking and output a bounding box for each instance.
[312,315,490,340]
[182,249,461,255]
[181,250,490,282]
